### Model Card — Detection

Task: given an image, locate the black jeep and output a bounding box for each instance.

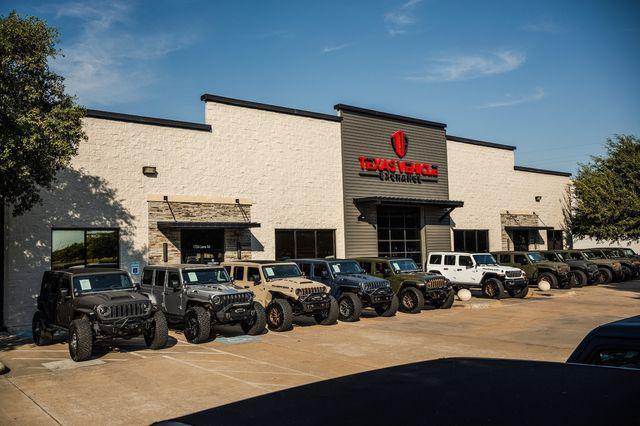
[32,268,168,362]
[293,259,398,322]
[539,250,600,287]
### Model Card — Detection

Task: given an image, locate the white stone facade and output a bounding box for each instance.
[447,139,572,251]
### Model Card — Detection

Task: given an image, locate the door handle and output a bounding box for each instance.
[163,292,171,295]
[444,268,448,270]
[456,269,462,271]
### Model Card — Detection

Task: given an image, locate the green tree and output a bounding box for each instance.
[571,135,640,242]
[1,11,86,328]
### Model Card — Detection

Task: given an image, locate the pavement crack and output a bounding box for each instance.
[6,377,63,425]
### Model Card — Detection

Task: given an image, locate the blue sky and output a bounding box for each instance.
[5,0,640,173]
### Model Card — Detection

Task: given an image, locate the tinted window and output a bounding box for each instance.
[453,230,489,252]
[514,254,528,265]
[299,263,312,276]
[73,273,132,294]
[594,349,640,369]
[275,229,336,260]
[360,262,372,274]
[499,254,511,263]
[314,263,329,277]
[247,267,260,282]
[154,270,166,286]
[458,256,473,267]
[429,254,442,265]
[444,255,456,266]
[234,267,244,281]
[375,262,386,274]
[168,272,181,287]
[142,269,153,285]
[182,268,230,285]
[51,229,119,270]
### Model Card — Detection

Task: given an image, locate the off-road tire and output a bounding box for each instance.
[144,311,169,349]
[267,299,293,332]
[241,302,267,335]
[598,267,613,284]
[482,278,505,299]
[557,274,573,289]
[432,288,455,309]
[398,287,424,314]
[538,272,558,289]
[338,293,362,322]
[374,295,399,317]
[315,296,339,325]
[69,317,93,362]
[621,266,633,281]
[573,270,587,288]
[184,306,211,344]
[32,311,48,346]
[508,285,529,299]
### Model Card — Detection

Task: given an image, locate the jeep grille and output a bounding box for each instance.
[506,270,522,278]
[425,278,447,289]
[106,302,148,319]
[221,292,252,306]
[299,287,326,297]
[364,281,389,293]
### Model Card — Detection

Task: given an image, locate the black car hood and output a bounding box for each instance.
[335,274,387,286]
[75,290,147,308]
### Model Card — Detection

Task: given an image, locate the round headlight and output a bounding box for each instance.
[212,295,221,304]
[295,289,302,296]
[97,305,111,317]
[142,303,151,314]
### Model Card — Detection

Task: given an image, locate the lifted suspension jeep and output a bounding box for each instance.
[141,265,265,344]
[426,252,529,299]
[559,250,624,284]
[492,251,572,289]
[540,250,600,287]
[591,248,640,280]
[32,269,168,362]
[222,261,338,332]
[293,259,398,322]
[356,258,454,313]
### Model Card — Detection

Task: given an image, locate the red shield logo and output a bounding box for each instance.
[390,130,408,158]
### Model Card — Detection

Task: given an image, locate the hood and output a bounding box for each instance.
[398,272,445,282]
[185,283,246,297]
[335,274,388,286]
[480,265,522,274]
[76,290,147,307]
[564,259,589,268]
[536,261,570,271]
[270,277,329,291]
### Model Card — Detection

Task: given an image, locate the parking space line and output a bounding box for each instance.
[162,355,271,391]
[186,368,308,376]
[12,357,68,361]
[174,337,325,380]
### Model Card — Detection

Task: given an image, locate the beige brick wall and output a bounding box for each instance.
[3,104,344,329]
[447,140,571,251]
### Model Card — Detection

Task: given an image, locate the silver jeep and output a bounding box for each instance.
[141,264,266,343]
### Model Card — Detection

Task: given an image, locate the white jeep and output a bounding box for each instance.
[426,252,529,299]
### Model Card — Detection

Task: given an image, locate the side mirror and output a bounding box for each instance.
[383,268,392,276]
[466,264,473,269]
[59,288,69,299]
[230,277,235,283]
[133,282,141,291]
[252,275,261,285]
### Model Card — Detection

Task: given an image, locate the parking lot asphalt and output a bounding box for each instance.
[1,281,639,425]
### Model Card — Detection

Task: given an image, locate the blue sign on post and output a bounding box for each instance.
[131,261,140,276]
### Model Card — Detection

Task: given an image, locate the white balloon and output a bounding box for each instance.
[538,281,551,291]
[457,288,472,301]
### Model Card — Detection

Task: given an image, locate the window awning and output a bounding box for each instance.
[353,196,464,208]
[157,221,260,229]
[504,225,554,231]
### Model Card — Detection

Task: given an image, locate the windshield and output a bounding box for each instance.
[623,248,637,257]
[389,259,420,273]
[526,252,546,263]
[182,268,231,285]
[329,261,364,275]
[583,251,604,260]
[472,254,497,266]
[606,249,625,257]
[542,252,562,262]
[73,273,133,294]
[262,264,302,280]
[566,252,584,261]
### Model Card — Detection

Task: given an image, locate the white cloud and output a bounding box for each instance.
[520,19,562,34]
[49,1,195,106]
[478,87,546,109]
[384,0,423,36]
[408,50,526,82]
[321,43,352,54]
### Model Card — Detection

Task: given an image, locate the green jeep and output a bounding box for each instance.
[356,258,454,313]
[492,251,573,289]
[558,250,623,284]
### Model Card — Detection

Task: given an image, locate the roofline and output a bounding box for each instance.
[513,166,572,177]
[334,104,447,130]
[447,135,516,151]
[85,109,212,132]
[201,94,341,122]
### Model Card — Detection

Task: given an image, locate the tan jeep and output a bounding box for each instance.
[222,261,338,332]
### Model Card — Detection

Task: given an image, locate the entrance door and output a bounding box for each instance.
[181,229,225,264]
[512,230,529,251]
[377,206,422,264]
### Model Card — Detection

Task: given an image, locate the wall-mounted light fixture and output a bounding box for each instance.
[535,196,542,202]
[357,213,366,222]
[142,166,157,176]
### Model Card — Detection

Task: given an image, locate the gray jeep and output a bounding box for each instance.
[141,264,266,343]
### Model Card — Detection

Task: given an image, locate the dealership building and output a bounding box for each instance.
[2,94,573,330]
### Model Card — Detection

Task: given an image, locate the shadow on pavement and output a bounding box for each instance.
[157,357,639,426]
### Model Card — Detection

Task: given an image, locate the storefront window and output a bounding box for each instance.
[547,230,564,250]
[275,229,335,260]
[453,230,489,253]
[52,229,119,270]
[376,207,421,264]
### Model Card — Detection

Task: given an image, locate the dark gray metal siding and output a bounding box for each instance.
[340,111,451,257]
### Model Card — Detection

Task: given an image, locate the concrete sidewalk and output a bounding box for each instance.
[1,282,638,425]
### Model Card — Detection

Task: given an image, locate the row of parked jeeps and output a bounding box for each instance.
[31,247,639,361]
